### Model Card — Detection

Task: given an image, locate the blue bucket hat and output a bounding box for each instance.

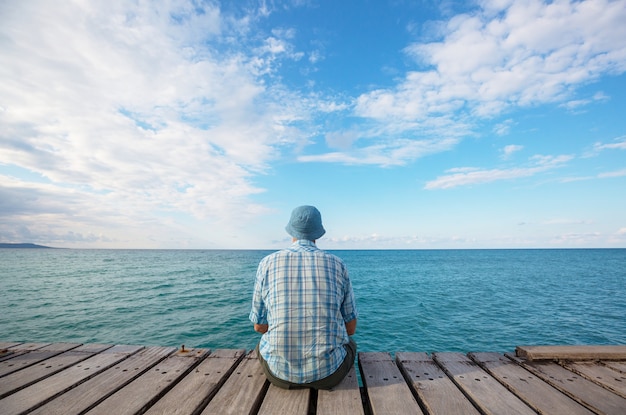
[285,205,326,241]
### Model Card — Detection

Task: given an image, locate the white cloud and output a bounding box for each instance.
[0,0,315,246]
[549,232,603,245]
[425,167,534,189]
[1,0,625,248]
[322,233,476,248]
[356,0,626,123]
[493,119,514,135]
[593,136,626,152]
[309,50,324,64]
[299,137,460,166]
[598,168,626,178]
[425,154,573,189]
[561,90,610,111]
[325,131,359,150]
[310,0,626,168]
[447,166,481,173]
[501,144,523,159]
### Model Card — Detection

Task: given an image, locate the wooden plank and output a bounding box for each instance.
[0,342,80,377]
[604,361,626,373]
[86,347,209,415]
[0,343,110,398]
[6,343,51,351]
[0,343,20,362]
[469,352,595,415]
[0,342,21,359]
[562,360,626,398]
[317,366,365,415]
[257,384,310,415]
[0,343,52,363]
[396,352,480,415]
[359,352,423,415]
[516,345,626,361]
[144,349,245,415]
[509,353,626,415]
[433,352,536,415]
[0,345,142,415]
[200,350,268,415]
[28,346,176,415]
[0,342,21,350]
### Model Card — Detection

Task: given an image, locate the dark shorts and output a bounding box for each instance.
[256,338,357,390]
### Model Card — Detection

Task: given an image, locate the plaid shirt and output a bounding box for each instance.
[249,240,358,384]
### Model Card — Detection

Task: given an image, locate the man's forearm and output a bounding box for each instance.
[345,318,357,336]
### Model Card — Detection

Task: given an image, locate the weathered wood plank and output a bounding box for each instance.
[469,352,595,415]
[516,345,626,361]
[85,347,209,415]
[257,385,310,415]
[0,343,53,363]
[0,342,80,377]
[200,350,268,415]
[3,340,625,415]
[0,345,142,415]
[6,343,51,352]
[0,343,110,398]
[509,353,626,415]
[0,353,16,363]
[28,346,176,415]
[396,352,480,415]
[317,366,365,415]
[0,342,21,359]
[144,349,245,415]
[604,361,626,373]
[0,342,21,350]
[0,343,20,362]
[562,360,626,399]
[433,352,535,415]
[359,352,423,415]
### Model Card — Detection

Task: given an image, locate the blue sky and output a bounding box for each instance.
[1,0,625,249]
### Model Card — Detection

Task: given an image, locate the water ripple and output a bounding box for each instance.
[1,248,624,353]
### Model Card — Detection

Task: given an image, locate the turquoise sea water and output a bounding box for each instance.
[1,248,624,353]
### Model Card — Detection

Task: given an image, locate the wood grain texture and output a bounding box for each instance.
[0,345,142,415]
[470,352,595,415]
[29,346,175,415]
[86,347,208,415]
[144,348,245,415]
[396,352,480,415]
[434,352,536,415]
[317,366,364,415]
[516,345,626,361]
[511,354,626,415]
[359,352,423,415]
[2,341,625,415]
[200,351,268,415]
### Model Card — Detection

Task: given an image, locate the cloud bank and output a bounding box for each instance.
[316,0,626,164]
[0,1,322,246]
[1,0,625,247]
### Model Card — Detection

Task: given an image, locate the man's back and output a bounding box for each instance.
[250,239,357,384]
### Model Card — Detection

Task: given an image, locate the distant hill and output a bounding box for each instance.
[0,243,54,249]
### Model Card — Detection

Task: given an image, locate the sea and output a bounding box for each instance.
[1,248,624,353]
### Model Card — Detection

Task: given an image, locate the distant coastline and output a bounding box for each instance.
[0,243,54,249]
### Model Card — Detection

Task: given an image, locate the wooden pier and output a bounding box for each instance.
[1,341,625,415]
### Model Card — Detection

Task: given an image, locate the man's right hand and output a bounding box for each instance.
[254,324,269,334]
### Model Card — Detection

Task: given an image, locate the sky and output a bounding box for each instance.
[1,0,625,249]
